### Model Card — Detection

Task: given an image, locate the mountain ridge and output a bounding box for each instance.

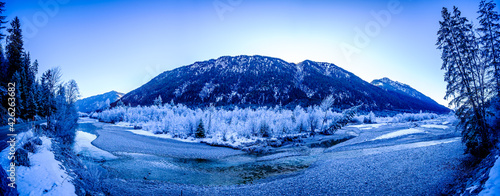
[117,55,450,113]
[371,77,443,108]
[76,90,123,113]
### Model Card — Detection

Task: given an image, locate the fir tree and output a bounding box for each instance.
[40,67,61,126]
[5,17,24,81]
[478,0,500,96]
[195,119,206,138]
[437,7,491,157]
[0,2,6,40]
[0,2,6,84]
[11,71,22,118]
[25,60,39,118]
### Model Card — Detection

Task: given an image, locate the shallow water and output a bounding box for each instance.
[74,119,461,186]
[75,121,320,185]
[101,152,314,185]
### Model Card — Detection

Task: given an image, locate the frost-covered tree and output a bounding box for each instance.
[322,105,359,135]
[65,79,79,105]
[320,95,334,131]
[437,6,492,157]
[53,83,79,143]
[478,0,500,96]
[153,95,163,106]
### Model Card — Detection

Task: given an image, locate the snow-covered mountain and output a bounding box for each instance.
[75,90,123,113]
[118,55,449,113]
[371,77,440,107]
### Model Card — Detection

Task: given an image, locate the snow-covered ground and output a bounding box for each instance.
[347,123,385,130]
[421,124,449,129]
[372,128,426,140]
[479,155,500,196]
[0,131,76,196]
[74,131,117,160]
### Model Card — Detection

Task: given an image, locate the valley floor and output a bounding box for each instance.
[73,117,464,195]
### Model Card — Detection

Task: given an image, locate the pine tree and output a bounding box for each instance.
[34,80,43,117]
[19,52,32,119]
[40,67,61,126]
[195,119,206,138]
[11,71,22,118]
[437,7,491,157]
[0,2,6,40]
[25,59,39,118]
[478,0,500,96]
[5,17,24,81]
[0,2,7,86]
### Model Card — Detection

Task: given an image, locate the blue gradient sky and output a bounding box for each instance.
[4,0,496,107]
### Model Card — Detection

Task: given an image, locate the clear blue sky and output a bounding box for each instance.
[3,0,497,107]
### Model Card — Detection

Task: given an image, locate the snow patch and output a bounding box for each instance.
[479,156,500,196]
[421,124,448,129]
[77,117,98,124]
[73,131,117,160]
[126,128,198,143]
[372,128,425,140]
[347,123,384,130]
[1,137,76,196]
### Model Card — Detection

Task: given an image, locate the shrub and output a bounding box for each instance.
[363,111,376,124]
[14,148,30,167]
[23,141,36,153]
[259,121,271,138]
[195,120,206,138]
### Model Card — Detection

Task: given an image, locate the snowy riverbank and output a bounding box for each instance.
[0,131,76,195]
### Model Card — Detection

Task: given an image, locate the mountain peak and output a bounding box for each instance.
[120,55,449,113]
[76,90,124,113]
[371,77,440,108]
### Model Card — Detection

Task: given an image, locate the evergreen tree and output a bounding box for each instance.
[195,120,206,138]
[18,52,33,119]
[437,7,491,157]
[11,71,22,118]
[0,2,7,84]
[40,67,61,126]
[25,59,39,118]
[34,80,43,116]
[5,17,24,81]
[478,0,500,96]
[0,2,6,40]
